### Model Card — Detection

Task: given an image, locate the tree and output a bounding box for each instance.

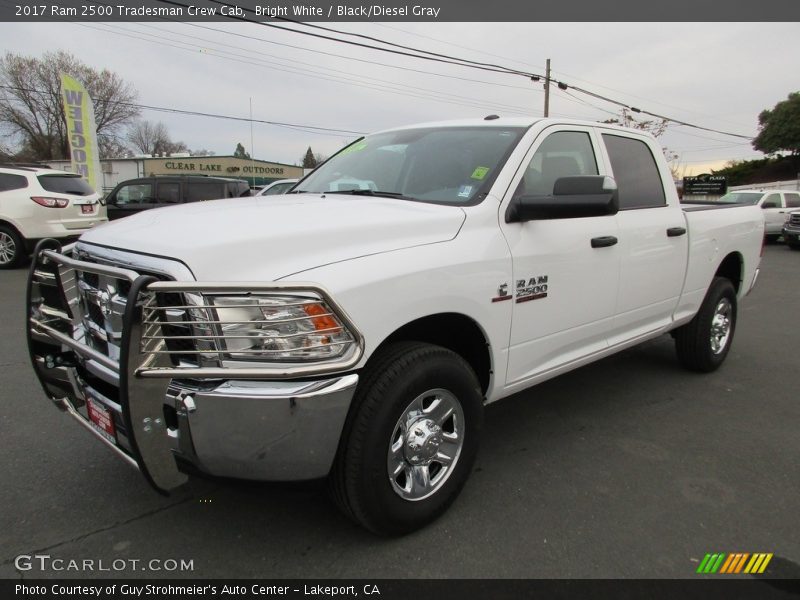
[753,92,800,156]
[233,142,250,159]
[127,120,167,155]
[302,146,317,168]
[126,120,188,156]
[98,134,132,159]
[0,50,139,161]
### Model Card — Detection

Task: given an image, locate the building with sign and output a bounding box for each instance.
[682,174,728,201]
[48,155,304,195]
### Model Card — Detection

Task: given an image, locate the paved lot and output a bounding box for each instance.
[1,245,798,580]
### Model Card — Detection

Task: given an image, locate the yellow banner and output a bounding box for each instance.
[60,73,102,192]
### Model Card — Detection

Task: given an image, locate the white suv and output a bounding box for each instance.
[0,165,107,268]
[715,189,800,240]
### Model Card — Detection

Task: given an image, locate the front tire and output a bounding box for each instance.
[330,342,483,535]
[674,277,737,372]
[0,225,24,269]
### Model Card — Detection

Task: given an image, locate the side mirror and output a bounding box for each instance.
[506,175,619,222]
[762,201,778,209]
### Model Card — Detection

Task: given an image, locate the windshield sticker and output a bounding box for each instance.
[471,166,490,180]
[339,141,368,156]
[458,185,473,198]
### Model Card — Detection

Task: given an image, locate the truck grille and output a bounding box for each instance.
[33,249,208,371]
[790,213,800,227]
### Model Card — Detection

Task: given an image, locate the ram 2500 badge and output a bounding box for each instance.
[26,118,764,534]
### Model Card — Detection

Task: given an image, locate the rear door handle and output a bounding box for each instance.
[591,236,618,248]
[667,227,687,237]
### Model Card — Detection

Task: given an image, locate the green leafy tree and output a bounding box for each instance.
[753,92,800,156]
[302,146,317,169]
[233,142,250,159]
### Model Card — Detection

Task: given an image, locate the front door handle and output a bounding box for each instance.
[667,227,687,237]
[591,236,618,248]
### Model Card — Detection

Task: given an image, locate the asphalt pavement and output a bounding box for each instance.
[1,244,798,580]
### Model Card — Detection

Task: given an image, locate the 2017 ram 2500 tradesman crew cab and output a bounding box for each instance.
[26,118,764,535]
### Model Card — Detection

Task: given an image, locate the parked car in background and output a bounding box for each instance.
[255,178,299,196]
[0,164,105,268]
[782,210,800,250]
[712,189,800,240]
[105,175,251,220]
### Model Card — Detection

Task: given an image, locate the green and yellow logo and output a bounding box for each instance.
[697,552,773,574]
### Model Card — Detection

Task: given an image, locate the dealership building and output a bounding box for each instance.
[47,155,305,194]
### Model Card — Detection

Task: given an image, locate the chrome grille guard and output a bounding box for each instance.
[26,240,364,494]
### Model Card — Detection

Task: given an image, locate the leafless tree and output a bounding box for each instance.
[127,119,190,156]
[127,120,169,155]
[0,50,140,160]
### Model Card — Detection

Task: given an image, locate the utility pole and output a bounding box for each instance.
[543,59,551,118]
[249,97,256,188]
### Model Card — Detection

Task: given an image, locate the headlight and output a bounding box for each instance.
[210,295,356,362]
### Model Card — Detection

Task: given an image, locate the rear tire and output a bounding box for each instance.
[674,277,737,372]
[0,225,24,269]
[330,342,483,535]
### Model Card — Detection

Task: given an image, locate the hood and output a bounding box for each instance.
[80,194,466,280]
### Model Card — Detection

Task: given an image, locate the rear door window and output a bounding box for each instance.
[0,173,28,192]
[783,193,800,208]
[156,182,181,204]
[602,134,666,209]
[187,182,225,201]
[37,174,95,196]
[762,193,782,208]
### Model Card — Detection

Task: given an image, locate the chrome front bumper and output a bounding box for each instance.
[178,375,358,480]
[26,240,360,493]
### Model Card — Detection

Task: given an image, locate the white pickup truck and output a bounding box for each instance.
[26,117,764,535]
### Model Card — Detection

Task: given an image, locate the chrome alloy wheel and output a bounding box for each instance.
[387,388,465,501]
[710,298,733,355]
[0,231,16,265]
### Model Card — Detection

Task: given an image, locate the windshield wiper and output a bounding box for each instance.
[328,189,416,200]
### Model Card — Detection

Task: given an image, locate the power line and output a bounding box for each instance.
[369,22,754,131]
[76,21,537,116]
[156,0,524,76]
[260,11,534,77]
[170,0,755,141]
[80,0,541,94]
[0,83,366,136]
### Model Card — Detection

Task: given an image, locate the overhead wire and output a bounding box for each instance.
[0,83,367,136]
[371,22,755,131]
[171,0,755,140]
[76,21,538,116]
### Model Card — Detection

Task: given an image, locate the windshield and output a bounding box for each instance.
[715,192,763,205]
[293,126,526,205]
[37,174,95,196]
